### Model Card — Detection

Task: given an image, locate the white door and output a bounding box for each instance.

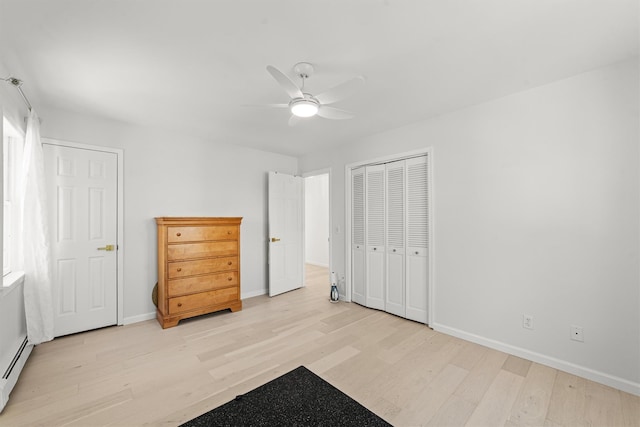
[44,144,118,337]
[365,165,385,310]
[351,167,366,305]
[385,160,405,317]
[268,171,304,297]
[406,156,429,323]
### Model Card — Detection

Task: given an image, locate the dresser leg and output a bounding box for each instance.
[229,301,243,312]
[157,310,180,329]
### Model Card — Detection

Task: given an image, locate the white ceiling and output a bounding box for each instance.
[0,1,637,157]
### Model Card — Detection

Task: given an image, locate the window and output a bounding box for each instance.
[3,117,24,278]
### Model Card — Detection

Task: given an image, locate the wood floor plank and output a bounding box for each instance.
[392,363,470,425]
[427,394,478,426]
[583,381,625,426]
[454,347,509,404]
[621,388,640,427]
[465,369,525,426]
[546,370,587,426]
[502,354,533,377]
[507,362,557,426]
[0,264,637,427]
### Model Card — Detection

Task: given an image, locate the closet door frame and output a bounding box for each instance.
[344,147,434,325]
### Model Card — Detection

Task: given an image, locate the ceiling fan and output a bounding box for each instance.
[265,62,365,126]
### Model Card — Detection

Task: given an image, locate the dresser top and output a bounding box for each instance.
[155,217,243,225]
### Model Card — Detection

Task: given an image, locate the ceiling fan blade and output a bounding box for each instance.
[317,106,355,120]
[267,65,304,99]
[242,103,289,108]
[288,115,302,127]
[314,76,365,105]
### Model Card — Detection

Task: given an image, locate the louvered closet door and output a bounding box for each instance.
[406,156,429,323]
[365,164,385,310]
[351,168,366,305]
[385,160,405,317]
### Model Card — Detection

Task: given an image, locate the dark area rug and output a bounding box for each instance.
[180,366,391,426]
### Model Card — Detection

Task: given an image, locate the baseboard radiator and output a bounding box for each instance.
[0,337,32,412]
[0,276,31,413]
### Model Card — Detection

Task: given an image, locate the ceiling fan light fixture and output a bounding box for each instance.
[290,98,319,118]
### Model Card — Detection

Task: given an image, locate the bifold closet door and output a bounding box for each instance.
[365,164,385,310]
[351,167,366,305]
[385,160,405,317]
[350,155,429,324]
[405,156,429,323]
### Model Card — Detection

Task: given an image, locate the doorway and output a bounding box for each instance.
[303,171,330,291]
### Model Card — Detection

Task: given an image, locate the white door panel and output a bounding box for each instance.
[352,245,365,305]
[268,172,303,297]
[386,160,405,317]
[366,247,385,310]
[405,156,429,323]
[365,165,385,310]
[351,168,366,305]
[385,250,404,316]
[406,251,428,323]
[44,144,118,337]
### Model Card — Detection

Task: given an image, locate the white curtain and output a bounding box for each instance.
[20,109,54,345]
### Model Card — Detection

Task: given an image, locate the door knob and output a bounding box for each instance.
[97,244,115,251]
[271,237,281,242]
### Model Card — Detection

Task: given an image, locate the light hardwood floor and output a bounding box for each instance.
[1,264,638,426]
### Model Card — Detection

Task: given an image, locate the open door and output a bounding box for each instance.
[268,171,304,296]
[44,143,119,337]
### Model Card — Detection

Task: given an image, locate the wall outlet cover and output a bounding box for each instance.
[570,325,584,342]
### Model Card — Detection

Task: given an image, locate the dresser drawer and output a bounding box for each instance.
[168,256,238,278]
[168,271,238,297]
[168,287,239,314]
[168,241,237,261]
[167,226,237,243]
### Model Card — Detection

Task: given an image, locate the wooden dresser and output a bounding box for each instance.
[155,217,242,328]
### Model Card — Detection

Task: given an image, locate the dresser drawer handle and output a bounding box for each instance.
[227,230,231,235]
[177,268,182,272]
[177,303,182,307]
[176,232,181,237]
[227,277,233,281]
[227,261,232,266]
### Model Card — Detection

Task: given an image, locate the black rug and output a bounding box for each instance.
[180,366,391,427]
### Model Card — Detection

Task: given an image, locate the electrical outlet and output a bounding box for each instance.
[523,314,534,330]
[570,325,584,342]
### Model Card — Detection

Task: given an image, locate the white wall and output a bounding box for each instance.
[299,59,640,394]
[38,108,298,322]
[305,174,329,267]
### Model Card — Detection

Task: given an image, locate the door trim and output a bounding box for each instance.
[42,138,124,326]
[344,147,434,325]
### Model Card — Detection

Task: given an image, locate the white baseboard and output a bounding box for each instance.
[242,289,267,299]
[432,323,640,397]
[123,312,156,325]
